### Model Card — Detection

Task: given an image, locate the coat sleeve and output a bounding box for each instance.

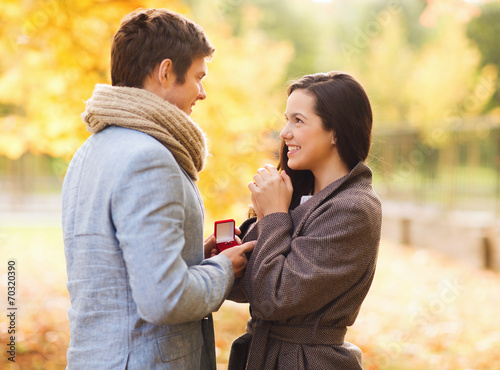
[226,217,258,303]
[242,198,380,321]
[111,147,234,325]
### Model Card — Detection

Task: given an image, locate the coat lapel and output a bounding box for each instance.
[291,162,372,238]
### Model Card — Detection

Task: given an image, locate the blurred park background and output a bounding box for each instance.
[1,0,500,368]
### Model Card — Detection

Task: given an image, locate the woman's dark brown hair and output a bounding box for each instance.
[278,71,373,209]
[111,9,215,87]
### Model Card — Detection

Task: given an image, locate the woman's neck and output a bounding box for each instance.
[312,161,350,195]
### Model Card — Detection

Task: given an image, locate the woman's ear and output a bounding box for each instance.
[331,131,338,145]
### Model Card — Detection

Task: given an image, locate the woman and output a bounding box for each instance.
[227,71,382,369]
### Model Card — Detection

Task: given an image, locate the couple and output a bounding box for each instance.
[62,8,382,370]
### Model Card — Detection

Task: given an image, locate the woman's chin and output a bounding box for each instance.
[287,162,302,171]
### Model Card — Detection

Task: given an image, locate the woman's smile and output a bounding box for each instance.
[287,145,301,156]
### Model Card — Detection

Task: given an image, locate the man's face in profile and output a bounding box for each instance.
[164,57,208,115]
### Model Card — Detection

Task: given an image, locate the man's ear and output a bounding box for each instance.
[157,58,175,88]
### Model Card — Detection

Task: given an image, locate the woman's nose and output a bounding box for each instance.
[280,123,292,140]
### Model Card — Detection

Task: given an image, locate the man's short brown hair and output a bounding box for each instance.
[111,9,215,87]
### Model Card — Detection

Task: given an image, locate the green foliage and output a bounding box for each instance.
[337,3,497,140]
[467,2,500,68]
[467,2,500,109]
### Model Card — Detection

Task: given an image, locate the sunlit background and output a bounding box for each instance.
[1,0,500,368]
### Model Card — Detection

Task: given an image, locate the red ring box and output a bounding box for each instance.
[215,219,238,252]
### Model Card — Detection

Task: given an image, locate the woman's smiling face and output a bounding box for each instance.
[280,89,336,174]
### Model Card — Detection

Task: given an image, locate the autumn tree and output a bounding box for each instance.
[0,0,293,224]
[0,0,187,159]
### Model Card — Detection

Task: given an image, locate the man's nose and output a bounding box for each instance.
[198,84,207,100]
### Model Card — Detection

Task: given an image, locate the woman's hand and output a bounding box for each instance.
[248,164,293,218]
[250,193,264,221]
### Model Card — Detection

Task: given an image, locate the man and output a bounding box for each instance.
[62,8,254,369]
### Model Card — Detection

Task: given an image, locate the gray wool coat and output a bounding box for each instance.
[62,126,233,369]
[228,161,382,370]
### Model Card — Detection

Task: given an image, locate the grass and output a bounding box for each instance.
[1,226,500,369]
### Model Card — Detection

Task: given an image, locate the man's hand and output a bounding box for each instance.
[203,234,217,259]
[204,227,242,259]
[220,241,255,278]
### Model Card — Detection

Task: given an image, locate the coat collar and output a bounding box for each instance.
[290,161,373,237]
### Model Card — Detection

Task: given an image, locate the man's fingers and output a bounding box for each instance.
[238,240,255,254]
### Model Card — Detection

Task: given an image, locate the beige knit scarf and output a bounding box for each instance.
[82,84,207,181]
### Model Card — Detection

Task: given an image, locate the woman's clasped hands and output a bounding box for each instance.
[248,164,293,220]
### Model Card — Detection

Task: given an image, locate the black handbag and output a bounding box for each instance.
[227,332,252,370]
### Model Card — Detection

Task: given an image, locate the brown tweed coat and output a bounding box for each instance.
[227,161,382,370]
